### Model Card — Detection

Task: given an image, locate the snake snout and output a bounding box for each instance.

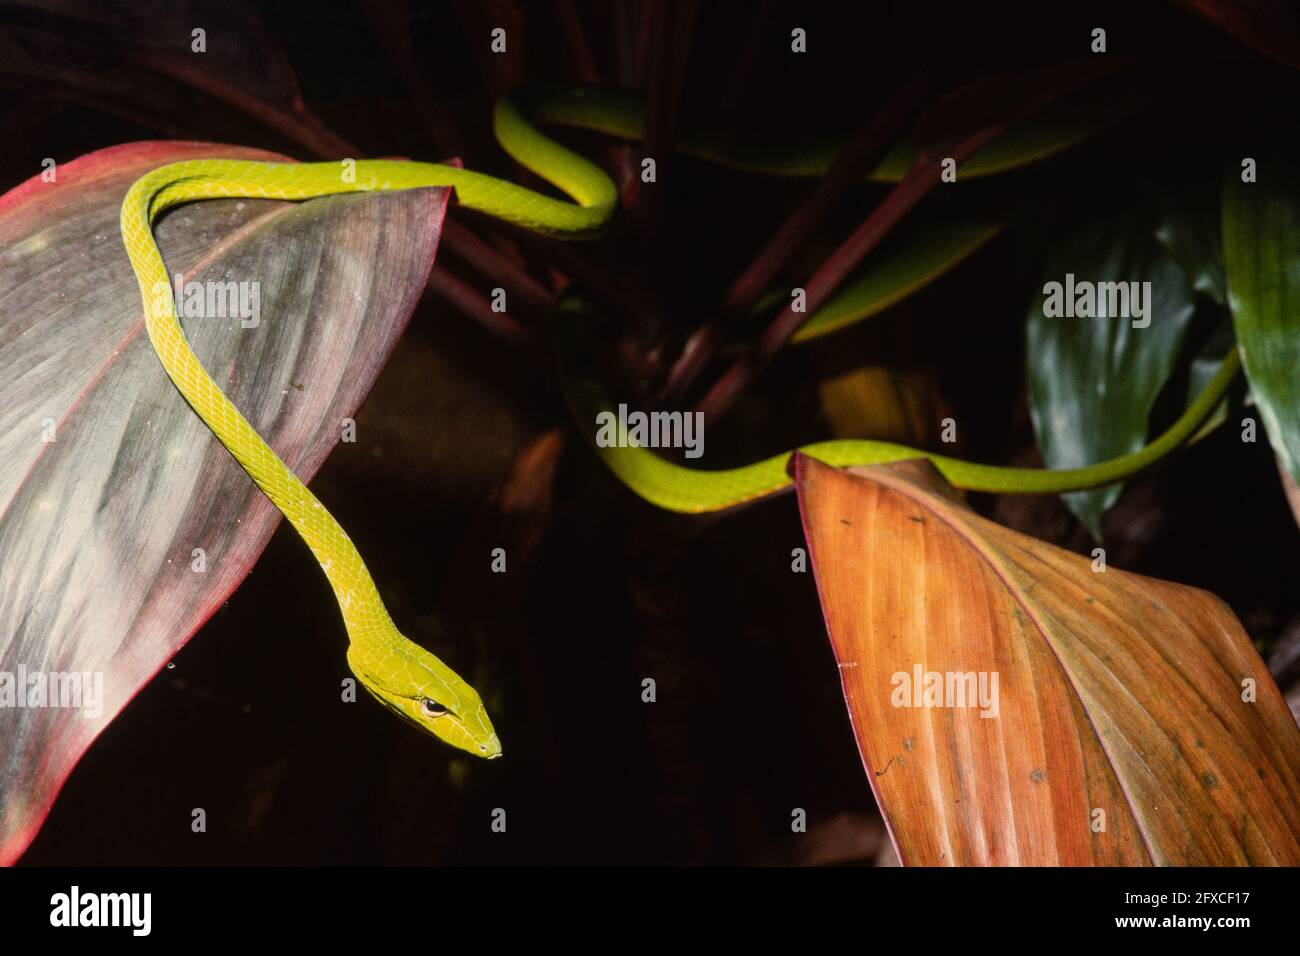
[478,733,504,759]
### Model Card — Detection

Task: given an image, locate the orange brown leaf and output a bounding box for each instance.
[794,453,1300,865]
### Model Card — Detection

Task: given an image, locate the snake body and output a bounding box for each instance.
[120,87,1237,756]
[118,95,617,759]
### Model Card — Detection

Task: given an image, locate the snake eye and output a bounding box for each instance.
[420,698,449,718]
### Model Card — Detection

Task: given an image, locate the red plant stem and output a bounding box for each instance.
[723,77,926,316]
[720,0,776,112]
[552,0,601,84]
[694,124,1007,421]
[629,1,657,86]
[443,217,554,312]
[660,77,927,403]
[358,0,466,158]
[630,0,695,232]
[133,56,359,159]
[454,0,526,100]
[504,225,660,335]
[552,0,635,189]
[426,265,535,347]
[613,0,665,206]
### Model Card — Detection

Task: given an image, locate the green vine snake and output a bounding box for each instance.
[119,85,1239,757]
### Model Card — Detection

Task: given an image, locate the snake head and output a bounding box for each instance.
[347,641,502,759]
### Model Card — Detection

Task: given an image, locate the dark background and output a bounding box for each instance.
[8,0,1300,864]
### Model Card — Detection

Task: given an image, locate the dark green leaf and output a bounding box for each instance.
[1154,188,1227,306]
[1222,157,1300,482]
[1026,214,1198,538]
